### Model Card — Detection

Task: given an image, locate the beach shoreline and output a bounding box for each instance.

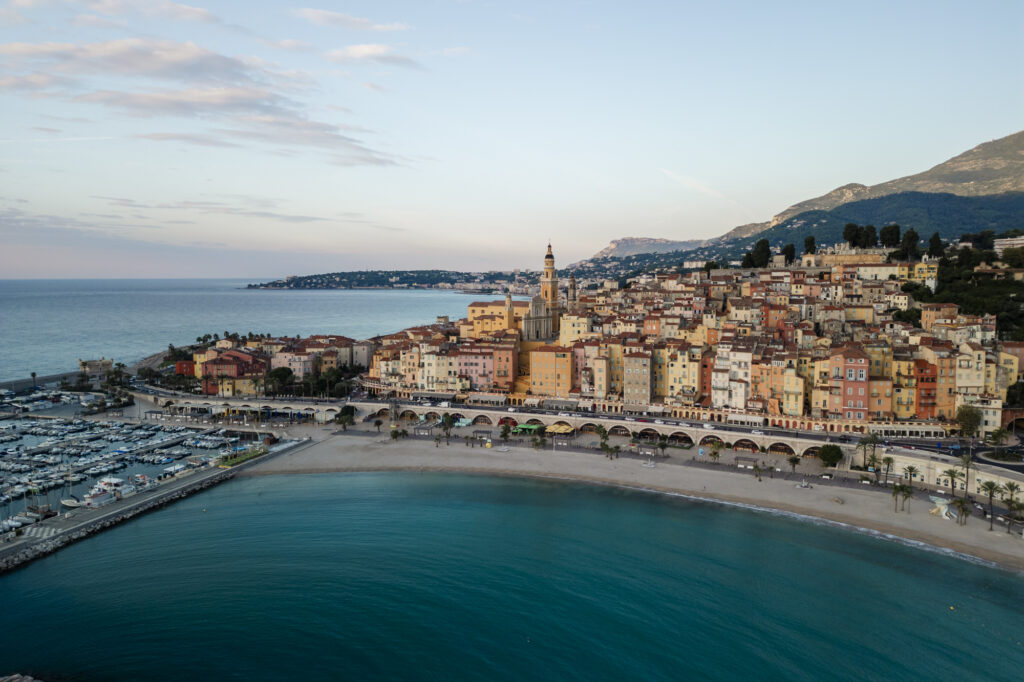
[244,434,1024,574]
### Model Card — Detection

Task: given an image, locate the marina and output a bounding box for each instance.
[1,415,265,535]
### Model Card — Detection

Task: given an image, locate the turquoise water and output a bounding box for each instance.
[0,280,480,381]
[1,472,1021,681]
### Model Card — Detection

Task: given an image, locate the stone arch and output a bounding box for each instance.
[498,416,518,426]
[424,411,441,421]
[373,407,390,418]
[448,413,466,422]
[732,438,759,453]
[608,425,631,437]
[472,414,493,425]
[639,428,660,440]
[768,442,796,456]
[700,434,723,446]
[526,418,545,426]
[578,423,598,433]
[802,446,821,458]
[399,410,418,421]
[668,431,693,446]
[553,421,572,429]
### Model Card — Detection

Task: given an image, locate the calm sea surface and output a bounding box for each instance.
[1,473,1021,681]
[0,279,479,381]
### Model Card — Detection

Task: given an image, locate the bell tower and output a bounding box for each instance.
[540,242,558,307]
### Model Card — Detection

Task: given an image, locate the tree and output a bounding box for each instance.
[880,224,901,248]
[903,464,919,489]
[859,225,877,248]
[442,413,454,445]
[337,414,354,432]
[867,452,881,483]
[856,432,880,468]
[901,484,913,512]
[752,464,762,482]
[373,418,383,433]
[741,253,755,269]
[979,481,1003,531]
[882,456,894,485]
[818,444,843,468]
[843,223,862,247]
[748,239,772,268]
[1001,482,1021,534]
[787,455,801,474]
[782,243,795,265]
[927,232,944,258]
[266,367,294,395]
[611,445,621,459]
[900,228,920,261]
[951,498,970,526]
[30,371,37,389]
[500,423,511,443]
[658,435,668,457]
[702,261,719,274]
[892,483,902,513]
[804,235,816,254]
[955,405,982,439]
[942,468,962,498]
[987,428,1008,457]
[959,453,974,498]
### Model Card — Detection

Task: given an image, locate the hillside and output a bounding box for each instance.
[576,237,705,264]
[711,130,1024,245]
[723,191,1024,256]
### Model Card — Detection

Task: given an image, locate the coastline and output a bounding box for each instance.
[244,434,1024,573]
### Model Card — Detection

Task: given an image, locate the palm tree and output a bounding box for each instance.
[709,449,721,465]
[753,464,762,481]
[1001,482,1021,534]
[892,483,902,512]
[959,453,973,498]
[787,455,801,475]
[30,371,37,389]
[942,468,962,498]
[373,418,383,433]
[901,484,913,512]
[612,445,621,459]
[867,452,881,484]
[857,432,880,468]
[951,498,970,526]
[903,464,919,489]
[337,414,354,432]
[658,435,668,458]
[987,427,1008,458]
[882,456,894,485]
[979,481,1003,531]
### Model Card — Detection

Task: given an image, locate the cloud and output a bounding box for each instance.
[92,195,328,223]
[0,7,27,24]
[324,44,420,68]
[361,81,386,92]
[0,39,263,84]
[75,1,218,23]
[264,38,313,52]
[137,132,240,147]
[75,86,290,117]
[439,47,472,56]
[32,126,61,133]
[0,72,75,90]
[292,8,407,31]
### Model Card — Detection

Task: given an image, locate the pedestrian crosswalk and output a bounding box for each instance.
[23,525,58,539]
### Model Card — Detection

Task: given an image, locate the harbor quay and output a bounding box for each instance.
[0,414,309,574]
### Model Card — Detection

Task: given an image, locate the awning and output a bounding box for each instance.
[546,423,575,434]
[544,399,579,410]
[513,423,544,433]
[412,391,456,400]
[523,398,541,407]
[468,393,507,404]
[647,405,666,414]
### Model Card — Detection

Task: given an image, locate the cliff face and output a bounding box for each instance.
[589,237,705,260]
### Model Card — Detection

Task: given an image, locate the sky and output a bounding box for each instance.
[1,0,1022,279]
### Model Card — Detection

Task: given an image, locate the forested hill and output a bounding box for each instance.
[720,191,1024,255]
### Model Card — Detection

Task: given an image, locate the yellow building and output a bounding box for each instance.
[529,346,574,397]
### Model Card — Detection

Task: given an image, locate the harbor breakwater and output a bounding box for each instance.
[0,468,235,575]
[0,438,311,575]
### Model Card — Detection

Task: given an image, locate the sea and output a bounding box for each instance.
[0,279,481,382]
[1,473,1021,681]
[2,279,1023,680]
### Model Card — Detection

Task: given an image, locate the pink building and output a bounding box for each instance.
[271,351,314,379]
[828,346,870,421]
[457,346,495,391]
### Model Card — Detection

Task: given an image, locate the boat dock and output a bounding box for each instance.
[0,437,312,574]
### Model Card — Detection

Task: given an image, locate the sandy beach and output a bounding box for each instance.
[246,432,1024,573]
